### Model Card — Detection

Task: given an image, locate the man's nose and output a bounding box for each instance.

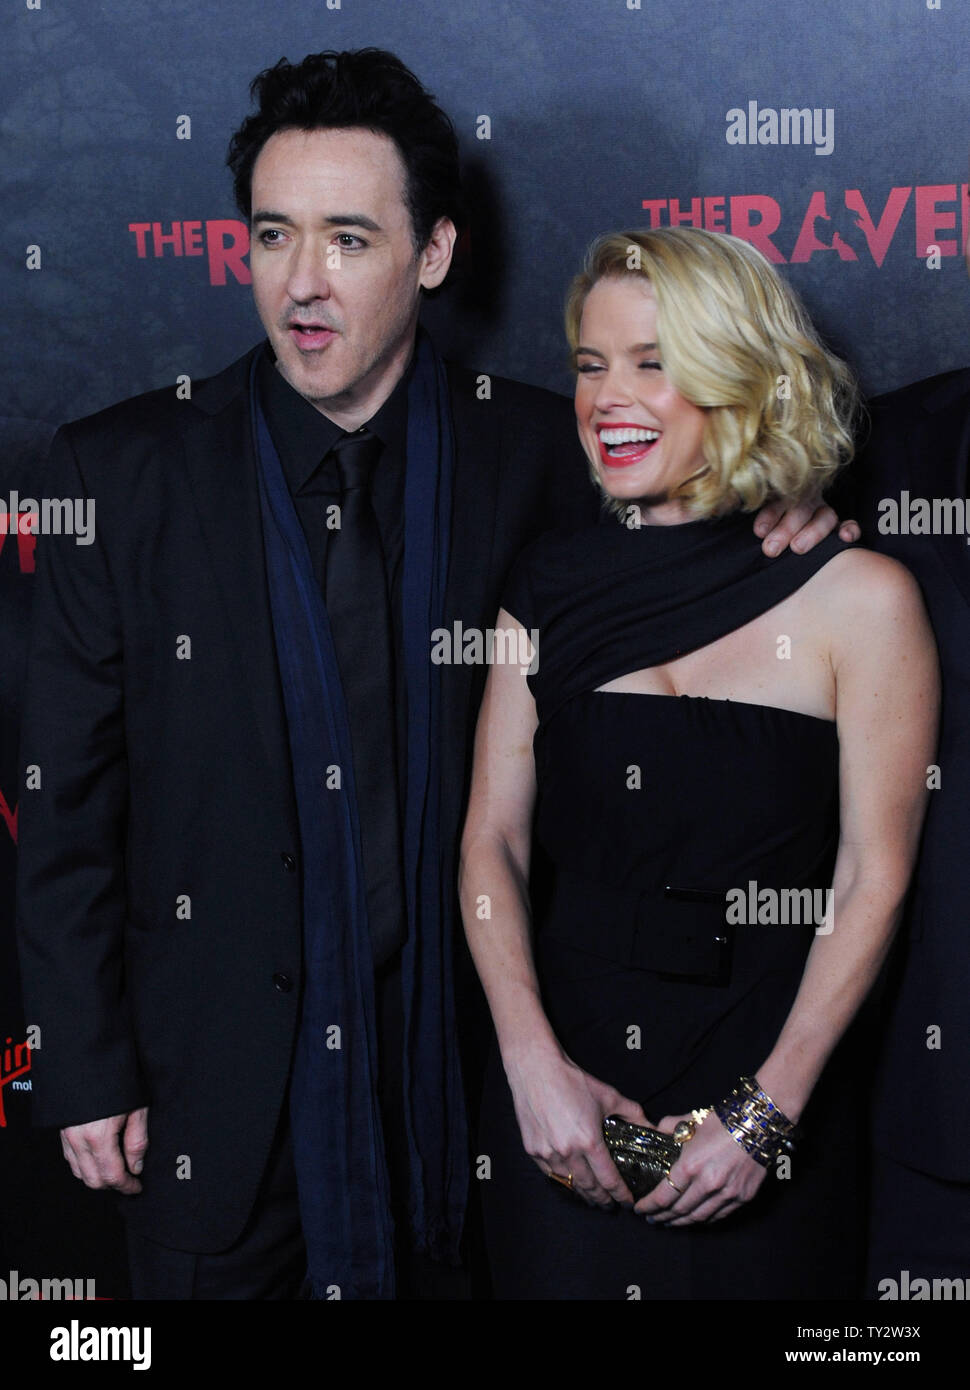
[285,240,334,303]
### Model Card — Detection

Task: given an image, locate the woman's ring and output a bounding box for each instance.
[549,1172,574,1190]
[664,1175,685,1194]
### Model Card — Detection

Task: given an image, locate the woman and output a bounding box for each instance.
[459,227,938,1300]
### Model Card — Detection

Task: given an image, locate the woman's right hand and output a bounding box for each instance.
[504,1050,649,1208]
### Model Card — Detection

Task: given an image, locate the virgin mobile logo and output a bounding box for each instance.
[640,182,968,267]
[0,1033,33,1127]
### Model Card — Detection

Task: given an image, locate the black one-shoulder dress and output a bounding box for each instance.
[478,514,867,1300]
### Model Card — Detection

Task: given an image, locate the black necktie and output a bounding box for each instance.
[324,429,405,966]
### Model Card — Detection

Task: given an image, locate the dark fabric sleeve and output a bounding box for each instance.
[832,400,893,545]
[825,459,860,528]
[498,544,538,631]
[825,400,874,533]
[15,426,147,1128]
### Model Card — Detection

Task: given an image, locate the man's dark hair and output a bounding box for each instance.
[227,48,465,254]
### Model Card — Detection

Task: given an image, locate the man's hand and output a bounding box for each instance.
[60,1108,149,1195]
[754,497,860,557]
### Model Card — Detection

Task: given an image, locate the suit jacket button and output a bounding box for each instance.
[273,972,293,992]
[281,852,297,873]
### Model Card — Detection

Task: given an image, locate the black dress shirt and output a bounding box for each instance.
[257,343,410,963]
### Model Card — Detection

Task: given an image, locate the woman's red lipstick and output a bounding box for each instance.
[596,422,661,469]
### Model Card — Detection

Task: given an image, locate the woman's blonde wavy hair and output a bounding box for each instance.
[564,227,860,518]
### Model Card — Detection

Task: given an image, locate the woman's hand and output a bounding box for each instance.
[505,1051,649,1209]
[634,1112,767,1226]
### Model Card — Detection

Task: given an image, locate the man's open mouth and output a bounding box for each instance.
[288,323,337,347]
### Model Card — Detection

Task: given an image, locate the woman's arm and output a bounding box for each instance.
[755,552,938,1118]
[639,550,940,1225]
[459,609,648,1207]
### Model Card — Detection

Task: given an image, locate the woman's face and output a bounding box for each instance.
[573,276,707,523]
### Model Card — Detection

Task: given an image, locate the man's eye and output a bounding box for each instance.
[335,233,366,249]
[257,229,285,246]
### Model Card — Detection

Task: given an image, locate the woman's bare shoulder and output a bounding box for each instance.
[808,545,925,618]
[804,546,934,669]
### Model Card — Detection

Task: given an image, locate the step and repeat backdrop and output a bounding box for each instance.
[2,0,968,1304]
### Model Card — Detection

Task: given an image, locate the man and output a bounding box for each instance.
[16,49,843,1300]
[849,281,970,1293]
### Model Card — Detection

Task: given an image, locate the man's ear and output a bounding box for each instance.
[419,217,457,290]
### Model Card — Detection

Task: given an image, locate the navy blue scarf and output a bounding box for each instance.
[251,331,466,1299]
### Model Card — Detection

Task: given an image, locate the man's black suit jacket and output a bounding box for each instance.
[851,369,970,1182]
[15,342,598,1251]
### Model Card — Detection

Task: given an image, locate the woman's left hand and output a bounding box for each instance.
[633,1113,768,1226]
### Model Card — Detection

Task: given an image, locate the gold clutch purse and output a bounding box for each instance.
[602,1110,710,1199]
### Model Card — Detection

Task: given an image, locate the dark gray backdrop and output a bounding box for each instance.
[6,0,970,425]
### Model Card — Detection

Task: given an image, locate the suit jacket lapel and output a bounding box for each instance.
[438,364,502,835]
[178,350,503,860]
[179,345,299,842]
[442,363,502,635]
